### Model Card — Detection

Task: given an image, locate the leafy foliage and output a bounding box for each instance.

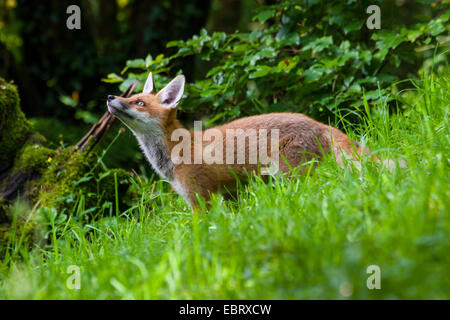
[112,0,449,125]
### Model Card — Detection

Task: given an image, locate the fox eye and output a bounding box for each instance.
[135,100,145,106]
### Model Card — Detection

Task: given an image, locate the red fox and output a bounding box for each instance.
[107,73,381,206]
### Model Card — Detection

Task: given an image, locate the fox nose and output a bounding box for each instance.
[107,95,116,101]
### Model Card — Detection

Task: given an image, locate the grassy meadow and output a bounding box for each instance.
[0,71,448,299]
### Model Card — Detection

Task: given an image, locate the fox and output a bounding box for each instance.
[107,72,386,207]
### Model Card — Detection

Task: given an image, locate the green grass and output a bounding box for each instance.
[0,71,448,299]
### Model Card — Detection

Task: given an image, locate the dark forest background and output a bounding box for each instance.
[1,0,268,118]
[0,0,271,171]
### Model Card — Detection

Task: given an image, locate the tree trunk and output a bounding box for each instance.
[0,78,137,253]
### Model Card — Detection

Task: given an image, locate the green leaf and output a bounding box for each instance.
[59,95,77,108]
[256,9,276,23]
[303,65,326,82]
[126,58,146,69]
[119,78,138,92]
[101,73,123,84]
[145,54,153,68]
[167,40,183,48]
[249,65,272,79]
[301,36,333,54]
[372,30,405,50]
[277,56,299,71]
[343,20,364,34]
[427,19,445,36]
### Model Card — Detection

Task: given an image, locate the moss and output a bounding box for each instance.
[0,133,56,200]
[0,140,134,258]
[2,131,133,221]
[37,146,97,210]
[0,78,135,257]
[0,78,32,168]
[37,146,132,216]
[12,135,55,174]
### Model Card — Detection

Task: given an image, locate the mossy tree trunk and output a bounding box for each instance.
[0,78,136,253]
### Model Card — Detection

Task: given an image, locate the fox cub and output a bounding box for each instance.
[107,72,370,206]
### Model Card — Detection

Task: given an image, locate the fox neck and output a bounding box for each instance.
[132,110,184,181]
[135,132,174,180]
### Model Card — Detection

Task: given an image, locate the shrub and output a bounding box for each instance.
[106,0,449,125]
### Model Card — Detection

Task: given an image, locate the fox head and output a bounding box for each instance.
[107,73,185,134]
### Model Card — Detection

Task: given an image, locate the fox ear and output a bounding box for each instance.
[156,75,185,108]
[143,72,155,94]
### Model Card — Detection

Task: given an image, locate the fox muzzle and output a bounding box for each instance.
[107,97,133,119]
